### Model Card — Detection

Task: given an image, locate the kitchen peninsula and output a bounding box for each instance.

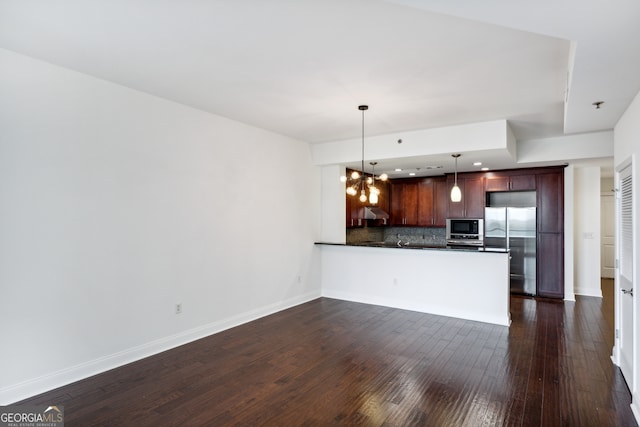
[316,242,511,326]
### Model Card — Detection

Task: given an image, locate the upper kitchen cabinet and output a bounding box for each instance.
[390,180,419,226]
[390,177,446,226]
[537,170,564,233]
[433,178,449,227]
[417,180,435,225]
[447,175,485,219]
[485,172,536,192]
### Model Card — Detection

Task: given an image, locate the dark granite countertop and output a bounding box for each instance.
[315,242,509,253]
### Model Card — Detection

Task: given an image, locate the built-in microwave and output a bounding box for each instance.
[446,218,484,246]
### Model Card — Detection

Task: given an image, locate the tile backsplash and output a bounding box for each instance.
[347,226,446,246]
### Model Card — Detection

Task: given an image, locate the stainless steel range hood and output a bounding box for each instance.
[361,206,390,220]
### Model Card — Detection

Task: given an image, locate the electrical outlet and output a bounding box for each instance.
[175,303,182,314]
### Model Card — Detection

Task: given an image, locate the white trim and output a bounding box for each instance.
[322,289,511,327]
[0,291,321,405]
[573,288,603,298]
[632,400,640,425]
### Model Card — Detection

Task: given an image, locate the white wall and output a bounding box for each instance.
[614,88,640,420]
[320,165,346,243]
[0,49,322,403]
[573,166,602,297]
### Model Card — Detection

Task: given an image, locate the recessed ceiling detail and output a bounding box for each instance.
[0,1,572,143]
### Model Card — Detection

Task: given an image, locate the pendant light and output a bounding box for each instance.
[340,105,388,204]
[451,154,462,202]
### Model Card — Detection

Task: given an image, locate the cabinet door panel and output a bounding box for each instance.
[403,182,420,225]
[434,179,449,227]
[537,232,564,298]
[346,193,353,227]
[390,183,405,226]
[485,176,509,192]
[464,178,485,218]
[417,181,435,225]
[510,174,536,191]
[537,173,564,233]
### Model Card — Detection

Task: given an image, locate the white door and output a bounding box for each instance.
[601,194,615,278]
[618,163,634,388]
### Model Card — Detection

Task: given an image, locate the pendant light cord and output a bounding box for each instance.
[454,155,458,185]
[452,153,460,186]
[360,106,366,192]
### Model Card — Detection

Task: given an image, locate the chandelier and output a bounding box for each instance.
[340,105,388,204]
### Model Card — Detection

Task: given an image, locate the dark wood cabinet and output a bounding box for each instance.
[390,181,418,225]
[448,176,485,218]
[346,191,355,227]
[484,176,510,192]
[535,169,564,298]
[465,178,485,218]
[390,177,447,226]
[537,232,564,298]
[537,172,564,233]
[485,173,536,192]
[434,179,449,227]
[510,174,537,191]
[417,180,435,226]
[484,172,536,192]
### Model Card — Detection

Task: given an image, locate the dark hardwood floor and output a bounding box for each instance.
[19,279,636,426]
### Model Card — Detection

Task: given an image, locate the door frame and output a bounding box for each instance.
[612,156,635,395]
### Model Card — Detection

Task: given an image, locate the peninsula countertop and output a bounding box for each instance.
[316,241,511,326]
[315,241,509,253]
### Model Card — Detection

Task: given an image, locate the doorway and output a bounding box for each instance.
[601,179,615,279]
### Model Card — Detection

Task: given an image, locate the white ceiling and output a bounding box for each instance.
[1,0,639,175]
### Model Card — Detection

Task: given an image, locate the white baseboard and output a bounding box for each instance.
[574,288,603,298]
[322,290,511,327]
[631,398,640,426]
[0,291,321,405]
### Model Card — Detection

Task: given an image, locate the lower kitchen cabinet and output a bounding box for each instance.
[537,232,564,298]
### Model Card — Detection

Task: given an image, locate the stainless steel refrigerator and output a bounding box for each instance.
[484,207,537,295]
